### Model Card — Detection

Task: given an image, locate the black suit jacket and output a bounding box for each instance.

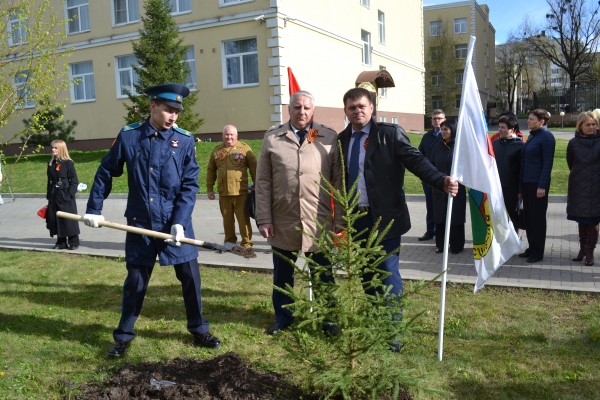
[339,118,447,240]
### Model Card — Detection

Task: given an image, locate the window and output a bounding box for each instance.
[430,21,442,37]
[170,0,191,13]
[184,46,196,90]
[454,18,467,34]
[360,0,370,7]
[391,117,398,124]
[380,116,387,122]
[14,71,35,108]
[379,66,387,97]
[113,0,139,25]
[361,30,371,65]
[116,55,139,97]
[223,38,258,87]
[67,0,90,34]
[430,46,441,62]
[221,0,253,5]
[70,61,95,102]
[455,44,467,59]
[455,94,461,109]
[431,96,442,110]
[8,9,27,46]
[431,72,443,86]
[378,11,385,44]
[455,69,464,84]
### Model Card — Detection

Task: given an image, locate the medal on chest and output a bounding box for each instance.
[233,152,245,162]
[170,139,180,148]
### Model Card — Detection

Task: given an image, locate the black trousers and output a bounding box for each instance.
[435,223,465,252]
[521,182,549,259]
[271,247,334,326]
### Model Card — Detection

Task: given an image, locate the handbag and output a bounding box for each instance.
[37,205,48,219]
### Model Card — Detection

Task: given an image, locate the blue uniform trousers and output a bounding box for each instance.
[422,182,436,237]
[271,247,334,326]
[113,258,209,342]
[354,211,403,297]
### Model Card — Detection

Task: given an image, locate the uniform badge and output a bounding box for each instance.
[170,139,180,148]
[233,152,245,162]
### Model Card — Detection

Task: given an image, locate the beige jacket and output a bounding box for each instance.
[206,141,257,196]
[255,121,343,252]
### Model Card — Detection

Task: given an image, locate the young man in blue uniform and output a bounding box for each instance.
[83,83,221,357]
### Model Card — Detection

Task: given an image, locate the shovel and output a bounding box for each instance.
[57,211,256,258]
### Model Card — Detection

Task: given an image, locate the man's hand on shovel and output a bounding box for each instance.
[164,224,184,247]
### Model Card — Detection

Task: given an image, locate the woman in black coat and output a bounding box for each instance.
[46,140,80,250]
[430,120,467,254]
[492,114,523,232]
[566,111,600,266]
[519,109,556,263]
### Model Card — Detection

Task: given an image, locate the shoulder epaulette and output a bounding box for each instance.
[122,122,143,131]
[174,126,192,136]
[266,124,284,133]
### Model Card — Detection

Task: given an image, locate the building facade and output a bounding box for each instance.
[423,0,495,119]
[2,0,427,151]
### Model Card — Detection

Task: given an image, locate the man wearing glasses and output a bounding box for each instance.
[417,110,446,241]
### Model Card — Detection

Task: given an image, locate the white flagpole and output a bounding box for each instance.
[438,35,477,362]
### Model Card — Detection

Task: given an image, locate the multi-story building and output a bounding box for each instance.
[2,0,427,151]
[423,0,495,120]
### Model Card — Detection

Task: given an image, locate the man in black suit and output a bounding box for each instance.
[417,109,446,241]
[339,88,458,318]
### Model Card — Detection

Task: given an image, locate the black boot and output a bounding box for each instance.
[573,223,587,262]
[584,224,598,266]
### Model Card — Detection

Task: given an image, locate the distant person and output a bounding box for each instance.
[566,111,600,266]
[83,83,221,358]
[127,104,141,121]
[255,90,343,336]
[429,120,467,254]
[519,109,556,263]
[417,109,445,241]
[492,115,524,231]
[207,125,257,248]
[490,111,526,142]
[46,140,80,250]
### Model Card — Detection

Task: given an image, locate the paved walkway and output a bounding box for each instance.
[1,195,598,293]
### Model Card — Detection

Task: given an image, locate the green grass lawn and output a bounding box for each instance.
[2,134,570,195]
[0,250,598,399]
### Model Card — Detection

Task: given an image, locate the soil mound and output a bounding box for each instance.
[73,352,318,399]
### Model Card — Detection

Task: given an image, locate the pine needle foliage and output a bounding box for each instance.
[21,104,76,146]
[275,143,438,399]
[125,0,204,132]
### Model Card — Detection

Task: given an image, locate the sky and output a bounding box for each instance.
[423,0,554,44]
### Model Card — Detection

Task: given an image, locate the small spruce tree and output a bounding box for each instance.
[125,0,204,132]
[21,105,76,147]
[276,144,440,399]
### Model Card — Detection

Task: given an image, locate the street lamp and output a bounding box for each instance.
[560,111,565,129]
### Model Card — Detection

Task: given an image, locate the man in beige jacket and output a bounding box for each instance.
[255,90,343,335]
[207,125,257,248]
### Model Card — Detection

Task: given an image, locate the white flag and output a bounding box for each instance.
[452,36,523,292]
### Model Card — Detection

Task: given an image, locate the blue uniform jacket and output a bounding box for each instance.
[86,119,199,266]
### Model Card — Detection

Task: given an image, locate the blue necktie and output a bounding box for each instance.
[348,131,365,188]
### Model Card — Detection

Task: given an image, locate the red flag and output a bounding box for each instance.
[287,67,301,95]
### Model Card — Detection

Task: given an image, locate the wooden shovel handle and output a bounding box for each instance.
[56,211,209,248]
